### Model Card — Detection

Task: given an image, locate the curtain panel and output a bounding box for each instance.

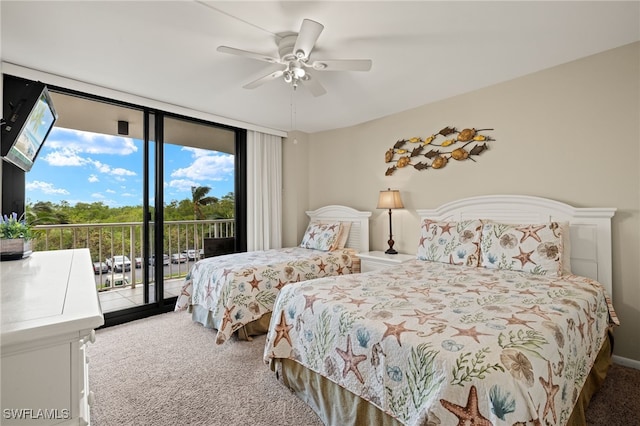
[246,131,283,251]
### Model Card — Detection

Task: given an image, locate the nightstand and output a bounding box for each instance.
[358,251,415,272]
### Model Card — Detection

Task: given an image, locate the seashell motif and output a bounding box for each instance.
[457,128,476,142]
[451,148,469,160]
[432,156,448,169]
[441,139,455,147]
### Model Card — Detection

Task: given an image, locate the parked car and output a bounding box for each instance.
[134,257,142,268]
[182,249,200,261]
[93,261,108,274]
[105,273,129,287]
[171,253,188,264]
[106,255,132,272]
[149,254,170,266]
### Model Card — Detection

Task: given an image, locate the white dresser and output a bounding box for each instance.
[1,249,104,425]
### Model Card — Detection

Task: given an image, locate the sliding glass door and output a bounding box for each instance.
[160,116,237,303]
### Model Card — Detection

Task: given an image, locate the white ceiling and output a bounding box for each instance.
[2,1,639,134]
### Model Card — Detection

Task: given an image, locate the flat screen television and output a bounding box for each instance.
[1,81,58,172]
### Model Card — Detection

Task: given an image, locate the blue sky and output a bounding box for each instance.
[26,127,235,207]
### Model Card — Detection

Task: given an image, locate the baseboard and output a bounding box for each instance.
[613,354,640,370]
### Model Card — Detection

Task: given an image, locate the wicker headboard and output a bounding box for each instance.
[306,205,371,253]
[416,195,616,296]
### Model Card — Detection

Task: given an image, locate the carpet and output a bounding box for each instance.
[87,311,640,426]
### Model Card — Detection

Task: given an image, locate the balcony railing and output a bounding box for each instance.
[31,219,235,292]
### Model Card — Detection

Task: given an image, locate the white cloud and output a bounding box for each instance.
[47,128,138,155]
[106,189,116,194]
[92,160,136,176]
[26,180,70,195]
[42,148,89,167]
[168,179,199,192]
[170,153,234,182]
[88,174,99,183]
[91,193,105,199]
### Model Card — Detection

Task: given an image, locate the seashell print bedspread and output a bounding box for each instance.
[264,260,618,426]
[175,247,355,344]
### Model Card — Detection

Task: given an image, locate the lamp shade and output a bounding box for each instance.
[377,189,404,209]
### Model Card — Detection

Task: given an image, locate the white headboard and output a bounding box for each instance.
[306,205,372,253]
[416,195,616,296]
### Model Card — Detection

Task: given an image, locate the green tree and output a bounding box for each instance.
[191,186,218,220]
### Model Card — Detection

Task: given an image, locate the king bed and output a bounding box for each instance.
[264,195,618,426]
[175,205,371,344]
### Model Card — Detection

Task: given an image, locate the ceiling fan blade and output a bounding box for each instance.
[293,19,324,59]
[217,46,280,64]
[309,59,373,72]
[300,75,327,97]
[243,70,284,89]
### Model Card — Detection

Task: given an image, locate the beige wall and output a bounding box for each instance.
[282,42,640,364]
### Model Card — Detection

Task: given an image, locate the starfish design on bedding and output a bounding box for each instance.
[273,311,293,347]
[275,279,287,291]
[403,309,445,325]
[222,268,234,278]
[317,260,327,273]
[347,297,367,307]
[335,335,367,384]
[499,314,535,330]
[516,224,546,243]
[409,286,431,297]
[220,305,235,335]
[337,265,345,275]
[439,385,492,426]
[450,326,492,343]
[308,230,317,240]
[516,305,558,321]
[205,282,215,299]
[328,285,350,296]
[439,222,454,235]
[248,275,262,291]
[539,360,560,424]
[419,235,428,247]
[513,247,536,267]
[303,293,321,314]
[382,321,416,346]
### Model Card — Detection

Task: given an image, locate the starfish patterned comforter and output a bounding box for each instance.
[175,247,356,344]
[264,259,618,426]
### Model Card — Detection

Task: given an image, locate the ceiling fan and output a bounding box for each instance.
[217,19,372,97]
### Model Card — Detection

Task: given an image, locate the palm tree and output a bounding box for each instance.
[191,186,218,220]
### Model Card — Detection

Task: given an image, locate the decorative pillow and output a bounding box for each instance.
[416,219,482,266]
[331,221,352,250]
[300,222,342,251]
[309,221,352,250]
[559,222,572,274]
[480,221,563,276]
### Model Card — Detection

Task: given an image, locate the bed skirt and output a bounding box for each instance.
[270,329,614,426]
[190,304,273,341]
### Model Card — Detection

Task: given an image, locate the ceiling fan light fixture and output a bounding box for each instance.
[313,62,327,70]
[295,49,306,59]
[293,66,306,79]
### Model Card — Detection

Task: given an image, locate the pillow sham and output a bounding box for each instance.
[480,221,563,276]
[309,220,352,250]
[416,219,482,266]
[300,222,342,251]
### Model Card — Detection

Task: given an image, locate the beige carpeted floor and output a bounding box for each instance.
[87,311,640,426]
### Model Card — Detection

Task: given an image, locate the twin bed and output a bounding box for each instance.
[263,195,618,426]
[175,195,618,426]
[174,205,371,344]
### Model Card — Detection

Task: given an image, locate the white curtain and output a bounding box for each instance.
[246,130,282,250]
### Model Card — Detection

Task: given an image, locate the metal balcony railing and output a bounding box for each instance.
[30,219,235,292]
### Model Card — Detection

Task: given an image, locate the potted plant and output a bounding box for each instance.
[0,212,33,261]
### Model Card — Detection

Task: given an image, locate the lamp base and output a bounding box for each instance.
[385,248,398,255]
